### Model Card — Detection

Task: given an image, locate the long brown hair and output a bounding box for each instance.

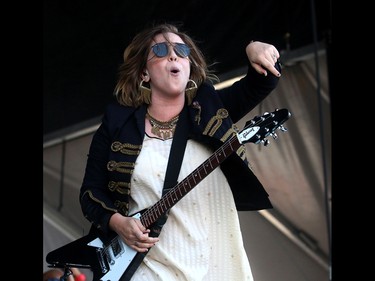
[113,23,217,107]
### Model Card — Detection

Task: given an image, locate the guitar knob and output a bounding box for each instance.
[262,139,270,146]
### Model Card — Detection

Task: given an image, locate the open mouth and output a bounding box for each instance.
[170,67,180,74]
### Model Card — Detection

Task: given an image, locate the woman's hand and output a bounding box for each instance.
[246,41,281,77]
[109,212,160,252]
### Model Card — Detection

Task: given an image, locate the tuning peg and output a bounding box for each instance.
[279,125,288,132]
[262,139,270,146]
[270,132,278,139]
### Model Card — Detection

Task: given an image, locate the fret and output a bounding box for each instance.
[208,158,214,169]
[178,184,184,197]
[196,169,203,181]
[213,151,220,164]
[202,162,208,174]
[171,193,178,203]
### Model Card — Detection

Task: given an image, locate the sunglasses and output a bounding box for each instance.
[150,42,190,58]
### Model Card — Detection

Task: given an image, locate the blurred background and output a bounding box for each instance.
[43,1,332,280]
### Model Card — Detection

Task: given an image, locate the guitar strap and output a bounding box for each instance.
[121,102,189,281]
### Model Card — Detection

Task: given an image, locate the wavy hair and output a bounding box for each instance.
[113,23,218,107]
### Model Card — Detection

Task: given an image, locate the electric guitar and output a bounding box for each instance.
[46,108,291,281]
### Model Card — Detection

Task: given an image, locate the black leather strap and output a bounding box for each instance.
[121,103,189,281]
[162,103,189,194]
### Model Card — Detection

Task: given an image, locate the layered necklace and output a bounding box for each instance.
[146,109,179,140]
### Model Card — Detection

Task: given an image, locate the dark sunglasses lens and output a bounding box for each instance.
[174,43,190,57]
[151,42,190,58]
[152,43,168,57]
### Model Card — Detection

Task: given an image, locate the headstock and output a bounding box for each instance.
[237,108,291,145]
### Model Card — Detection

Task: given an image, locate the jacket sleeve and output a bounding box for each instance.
[79,104,119,236]
[216,61,281,123]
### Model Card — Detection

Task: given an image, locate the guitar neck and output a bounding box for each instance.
[140,134,241,228]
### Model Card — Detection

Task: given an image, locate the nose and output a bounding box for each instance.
[168,46,178,61]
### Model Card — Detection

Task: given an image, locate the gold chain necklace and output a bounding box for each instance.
[146,110,179,140]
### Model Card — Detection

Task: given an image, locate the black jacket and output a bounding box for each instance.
[80,63,281,237]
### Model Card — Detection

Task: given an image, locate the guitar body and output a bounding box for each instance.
[46,108,291,281]
[46,213,141,281]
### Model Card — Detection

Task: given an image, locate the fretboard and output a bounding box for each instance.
[140,134,241,228]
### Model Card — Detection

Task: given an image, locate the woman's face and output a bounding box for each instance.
[145,32,191,100]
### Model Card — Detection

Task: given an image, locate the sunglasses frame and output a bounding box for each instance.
[150,42,190,58]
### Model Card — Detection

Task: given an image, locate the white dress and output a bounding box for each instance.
[129,135,254,281]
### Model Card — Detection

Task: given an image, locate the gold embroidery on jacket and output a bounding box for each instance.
[236,145,247,160]
[220,124,247,161]
[82,190,118,213]
[220,124,238,143]
[107,160,134,174]
[114,200,129,216]
[203,108,229,136]
[108,181,130,195]
[111,141,142,155]
[192,101,202,125]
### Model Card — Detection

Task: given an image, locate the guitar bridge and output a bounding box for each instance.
[111,239,124,257]
[96,248,109,274]
[101,236,126,269]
